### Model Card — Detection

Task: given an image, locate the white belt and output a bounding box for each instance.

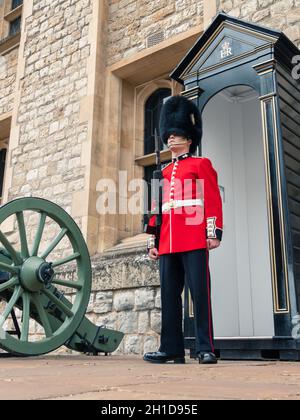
[162,199,204,213]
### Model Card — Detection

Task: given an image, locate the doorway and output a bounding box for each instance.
[202,85,275,338]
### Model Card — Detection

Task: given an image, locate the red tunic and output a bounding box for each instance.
[146,153,223,255]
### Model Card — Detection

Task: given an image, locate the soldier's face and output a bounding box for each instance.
[168,135,192,151]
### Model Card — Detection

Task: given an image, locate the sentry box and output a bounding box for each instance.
[171,12,300,361]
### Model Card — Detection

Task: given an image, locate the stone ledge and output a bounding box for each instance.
[91,246,160,291]
[95,243,147,259]
[4,5,23,23]
[0,32,20,54]
[57,246,160,292]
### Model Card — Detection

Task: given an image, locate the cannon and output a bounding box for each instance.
[0,197,124,357]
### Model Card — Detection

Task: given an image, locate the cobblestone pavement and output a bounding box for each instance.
[0,355,300,400]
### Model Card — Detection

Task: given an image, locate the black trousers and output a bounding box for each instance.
[159,248,215,356]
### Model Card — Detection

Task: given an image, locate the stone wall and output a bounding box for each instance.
[218,0,300,48]
[8,0,93,232]
[107,0,204,65]
[74,248,161,355]
[0,47,18,116]
[19,247,161,356]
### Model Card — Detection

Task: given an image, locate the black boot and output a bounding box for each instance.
[197,352,218,365]
[143,351,185,364]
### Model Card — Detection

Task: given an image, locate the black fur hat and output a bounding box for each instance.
[159,95,202,154]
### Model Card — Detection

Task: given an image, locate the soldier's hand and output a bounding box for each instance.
[207,239,221,250]
[148,248,160,260]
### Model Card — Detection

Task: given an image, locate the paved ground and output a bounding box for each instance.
[0,355,300,400]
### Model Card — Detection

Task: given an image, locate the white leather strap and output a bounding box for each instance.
[162,199,204,213]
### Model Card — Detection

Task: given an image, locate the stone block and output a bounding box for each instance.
[113,290,135,311]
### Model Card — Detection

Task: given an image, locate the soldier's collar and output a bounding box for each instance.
[172,153,192,163]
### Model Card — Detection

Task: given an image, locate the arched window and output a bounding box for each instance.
[143,88,171,225]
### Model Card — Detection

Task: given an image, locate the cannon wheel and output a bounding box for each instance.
[0,197,92,356]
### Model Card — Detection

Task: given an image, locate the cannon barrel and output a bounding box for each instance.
[0,198,123,357]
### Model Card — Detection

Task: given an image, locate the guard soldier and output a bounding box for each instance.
[144,96,223,365]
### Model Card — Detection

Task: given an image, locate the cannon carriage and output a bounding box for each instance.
[0,197,123,357]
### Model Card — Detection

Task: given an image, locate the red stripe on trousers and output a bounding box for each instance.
[206,249,214,353]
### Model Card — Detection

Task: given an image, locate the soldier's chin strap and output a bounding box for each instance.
[167,139,191,147]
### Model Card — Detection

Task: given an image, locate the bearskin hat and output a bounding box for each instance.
[159,95,203,154]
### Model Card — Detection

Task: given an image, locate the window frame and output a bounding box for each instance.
[8,15,21,37]
[0,134,9,205]
[11,0,23,10]
[141,87,173,225]
[144,87,171,156]
[0,148,7,201]
[1,0,23,45]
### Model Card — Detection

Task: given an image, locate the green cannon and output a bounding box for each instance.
[0,197,124,357]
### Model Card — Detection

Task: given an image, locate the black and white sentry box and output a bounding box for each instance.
[171,12,300,361]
